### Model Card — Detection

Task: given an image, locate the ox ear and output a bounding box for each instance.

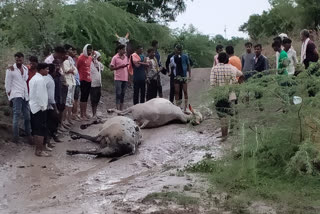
[125,32,130,39]
[189,104,195,114]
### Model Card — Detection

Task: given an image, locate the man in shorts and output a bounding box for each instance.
[169,45,191,112]
[29,63,50,157]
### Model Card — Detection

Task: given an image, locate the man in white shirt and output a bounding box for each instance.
[29,63,50,157]
[5,52,32,144]
[90,51,104,117]
[283,38,298,75]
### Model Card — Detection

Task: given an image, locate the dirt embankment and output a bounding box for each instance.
[0,68,236,214]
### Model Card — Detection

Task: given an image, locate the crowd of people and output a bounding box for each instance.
[4,29,318,155]
[210,29,319,139]
[4,40,193,157]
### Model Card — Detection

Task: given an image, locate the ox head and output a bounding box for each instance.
[187,104,203,126]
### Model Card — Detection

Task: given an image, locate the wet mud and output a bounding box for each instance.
[0,69,235,214]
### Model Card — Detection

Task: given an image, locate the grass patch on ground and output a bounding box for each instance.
[186,62,320,212]
[143,191,199,206]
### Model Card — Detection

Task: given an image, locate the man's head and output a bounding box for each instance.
[54,46,66,60]
[151,40,159,49]
[282,38,292,51]
[87,45,93,56]
[300,29,310,42]
[64,44,74,56]
[225,46,234,56]
[245,42,253,53]
[136,45,144,55]
[116,44,126,55]
[216,45,223,54]
[175,44,183,56]
[37,63,49,76]
[14,52,24,67]
[254,44,262,56]
[272,40,282,52]
[53,59,61,73]
[72,47,78,58]
[29,56,38,70]
[147,48,155,58]
[218,52,229,64]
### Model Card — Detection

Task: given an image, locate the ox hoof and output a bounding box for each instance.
[70,134,81,140]
[66,150,77,155]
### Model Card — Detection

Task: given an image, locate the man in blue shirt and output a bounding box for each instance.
[169,45,191,112]
[152,40,163,98]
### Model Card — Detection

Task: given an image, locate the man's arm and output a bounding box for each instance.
[5,69,12,97]
[241,55,245,71]
[210,67,216,86]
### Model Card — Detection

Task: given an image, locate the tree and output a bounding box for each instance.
[93,0,189,23]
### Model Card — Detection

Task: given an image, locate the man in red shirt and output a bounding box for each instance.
[77,44,93,119]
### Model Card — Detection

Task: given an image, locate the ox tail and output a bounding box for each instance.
[66,150,103,156]
[70,131,99,143]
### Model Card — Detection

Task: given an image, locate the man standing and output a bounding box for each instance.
[213,45,224,66]
[210,52,242,140]
[110,44,129,110]
[29,63,49,157]
[77,44,93,119]
[241,42,255,72]
[152,40,163,98]
[146,48,160,100]
[283,38,298,75]
[253,44,269,73]
[130,46,148,105]
[5,52,32,144]
[272,41,289,75]
[300,29,319,69]
[27,56,38,92]
[226,46,242,71]
[169,45,191,112]
[45,46,66,64]
[166,48,182,103]
[70,47,80,120]
[90,51,104,118]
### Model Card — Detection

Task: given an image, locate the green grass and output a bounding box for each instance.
[186,63,320,212]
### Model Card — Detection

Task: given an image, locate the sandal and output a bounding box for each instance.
[35,151,52,157]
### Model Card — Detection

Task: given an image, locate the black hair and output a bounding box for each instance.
[218,52,229,64]
[282,38,292,45]
[64,44,73,51]
[37,63,49,71]
[273,36,282,42]
[245,42,253,47]
[272,40,281,48]
[29,56,38,63]
[48,64,55,74]
[151,40,158,47]
[116,44,126,53]
[147,48,155,54]
[14,52,24,58]
[54,46,66,54]
[87,45,93,50]
[72,47,77,51]
[254,44,262,49]
[225,46,234,55]
[300,29,310,38]
[175,44,183,50]
[216,45,223,52]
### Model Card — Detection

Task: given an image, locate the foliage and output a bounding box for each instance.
[93,0,189,23]
[241,0,320,40]
[188,62,320,211]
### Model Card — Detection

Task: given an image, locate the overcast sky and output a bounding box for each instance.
[168,0,271,38]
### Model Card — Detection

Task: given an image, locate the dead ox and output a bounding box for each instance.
[108,98,203,128]
[66,116,141,159]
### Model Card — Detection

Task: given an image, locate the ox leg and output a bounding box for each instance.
[139,120,150,129]
[70,131,99,143]
[66,150,103,156]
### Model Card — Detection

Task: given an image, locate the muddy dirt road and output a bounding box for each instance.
[0,68,227,214]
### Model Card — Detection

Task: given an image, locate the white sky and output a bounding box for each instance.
[168,0,271,38]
